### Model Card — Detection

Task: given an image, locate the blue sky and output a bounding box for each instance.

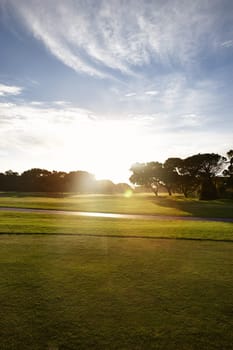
[0,0,233,182]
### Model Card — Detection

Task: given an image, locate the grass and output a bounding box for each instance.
[0,235,232,349]
[0,193,232,349]
[0,211,232,241]
[0,192,233,218]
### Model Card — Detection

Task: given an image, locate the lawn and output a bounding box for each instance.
[0,192,233,218]
[0,235,232,350]
[0,194,232,349]
[0,211,232,241]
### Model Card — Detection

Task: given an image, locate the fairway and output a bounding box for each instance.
[0,211,232,241]
[0,194,232,349]
[0,193,233,219]
[2,1,233,349]
[0,235,232,350]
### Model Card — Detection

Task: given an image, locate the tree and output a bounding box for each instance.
[223,150,233,191]
[160,158,182,195]
[130,162,163,196]
[46,171,67,192]
[171,158,200,197]
[115,183,132,194]
[95,180,116,194]
[0,170,20,191]
[183,153,226,200]
[21,168,52,191]
[64,171,96,193]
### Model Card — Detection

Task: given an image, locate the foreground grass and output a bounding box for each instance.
[0,211,232,241]
[0,235,232,349]
[0,192,233,218]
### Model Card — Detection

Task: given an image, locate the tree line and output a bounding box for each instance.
[0,150,232,199]
[129,150,233,200]
[0,169,131,194]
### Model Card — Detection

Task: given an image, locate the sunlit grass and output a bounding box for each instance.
[0,192,233,218]
[0,235,232,349]
[0,211,232,241]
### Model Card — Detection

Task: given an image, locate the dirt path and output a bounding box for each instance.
[0,206,233,223]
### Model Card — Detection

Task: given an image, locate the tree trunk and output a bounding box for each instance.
[166,186,172,196]
[199,178,218,200]
[151,184,158,196]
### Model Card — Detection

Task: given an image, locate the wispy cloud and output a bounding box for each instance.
[0,98,231,180]
[123,90,159,101]
[0,100,96,159]
[221,40,233,48]
[0,83,23,96]
[144,90,158,96]
[0,100,93,125]
[125,93,137,97]
[4,0,230,78]
[1,1,232,180]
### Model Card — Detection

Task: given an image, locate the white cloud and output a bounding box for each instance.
[125,92,137,97]
[179,113,202,127]
[53,100,70,106]
[221,40,233,48]
[0,101,95,161]
[144,90,158,96]
[4,0,226,78]
[30,101,43,106]
[0,83,23,96]
[0,100,146,180]
[0,99,231,180]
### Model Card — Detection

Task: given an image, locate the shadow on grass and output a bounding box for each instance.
[150,195,233,218]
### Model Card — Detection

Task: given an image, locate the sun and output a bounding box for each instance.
[56,119,138,182]
[53,117,163,183]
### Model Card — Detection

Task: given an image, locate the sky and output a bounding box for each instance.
[0,0,233,182]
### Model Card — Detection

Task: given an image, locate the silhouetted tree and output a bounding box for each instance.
[160,158,182,195]
[50,171,67,192]
[130,162,163,196]
[0,170,20,191]
[115,183,132,193]
[130,153,227,199]
[21,168,52,192]
[183,153,226,199]
[95,180,116,194]
[223,150,233,192]
[64,171,96,193]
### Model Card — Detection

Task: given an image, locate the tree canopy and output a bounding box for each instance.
[130,151,230,200]
[0,168,131,194]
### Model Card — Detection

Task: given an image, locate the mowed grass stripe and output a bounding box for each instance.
[0,235,232,350]
[0,193,233,218]
[0,211,232,241]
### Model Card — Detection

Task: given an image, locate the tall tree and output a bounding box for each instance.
[21,168,52,192]
[0,170,20,191]
[223,149,233,190]
[160,158,182,195]
[183,153,226,199]
[64,171,96,193]
[130,162,163,195]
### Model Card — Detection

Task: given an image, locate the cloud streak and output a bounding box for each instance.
[0,83,23,96]
[4,0,232,78]
[1,1,232,181]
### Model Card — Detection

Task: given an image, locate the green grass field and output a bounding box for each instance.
[0,192,233,218]
[0,211,232,241]
[0,235,232,350]
[0,194,232,349]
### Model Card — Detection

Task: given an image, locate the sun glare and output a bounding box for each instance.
[58,119,147,183]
